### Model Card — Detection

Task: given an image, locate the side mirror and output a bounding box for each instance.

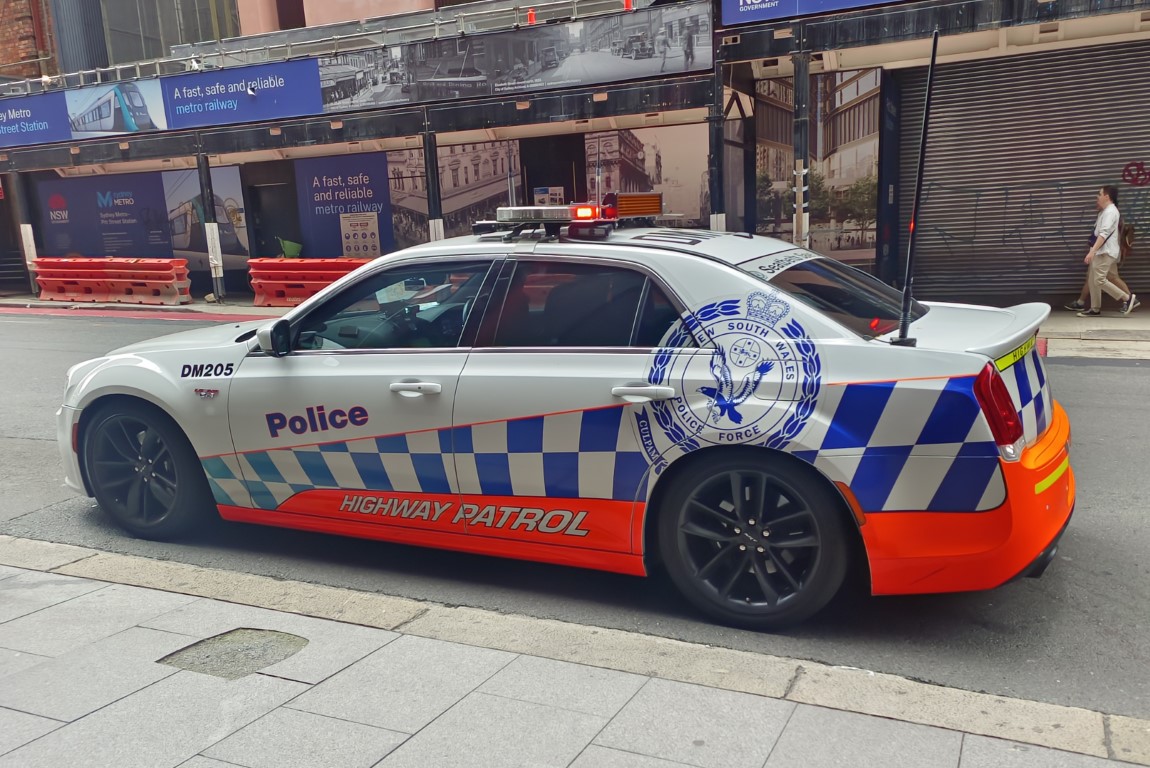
[256,319,292,357]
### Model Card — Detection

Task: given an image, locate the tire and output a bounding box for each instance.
[83,401,215,541]
[657,454,850,630]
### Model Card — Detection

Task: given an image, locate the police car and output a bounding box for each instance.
[56,204,1074,629]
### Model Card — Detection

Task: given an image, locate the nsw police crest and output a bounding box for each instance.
[635,291,822,472]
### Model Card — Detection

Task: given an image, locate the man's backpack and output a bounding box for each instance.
[1120,217,1136,260]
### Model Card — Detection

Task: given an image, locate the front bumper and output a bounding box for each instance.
[862,400,1075,595]
[56,405,88,495]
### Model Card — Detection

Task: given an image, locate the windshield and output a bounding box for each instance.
[739,249,928,339]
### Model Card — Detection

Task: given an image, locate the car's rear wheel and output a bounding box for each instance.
[657,454,850,630]
[84,402,214,541]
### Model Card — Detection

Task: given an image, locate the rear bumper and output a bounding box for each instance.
[862,400,1075,595]
[1010,510,1072,582]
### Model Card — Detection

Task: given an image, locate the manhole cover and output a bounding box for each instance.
[159,628,308,680]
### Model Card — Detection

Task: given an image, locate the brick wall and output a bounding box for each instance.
[0,0,57,80]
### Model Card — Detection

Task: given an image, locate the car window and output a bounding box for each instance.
[739,250,928,339]
[295,261,491,351]
[490,261,687,348]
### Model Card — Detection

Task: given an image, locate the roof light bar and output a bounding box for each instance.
[495,205,585,224]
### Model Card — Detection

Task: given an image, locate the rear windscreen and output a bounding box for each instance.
[739,250,928,339]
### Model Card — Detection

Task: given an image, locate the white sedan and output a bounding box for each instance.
[57,209,1074,629]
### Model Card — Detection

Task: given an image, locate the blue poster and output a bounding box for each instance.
[161,59,323,130]
[721,0,903,25]
[294,153,395,258]
[0,93,72,148]
[37,173,172,258]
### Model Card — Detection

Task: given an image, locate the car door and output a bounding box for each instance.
[225,256,499,537]
[450,254,692,554]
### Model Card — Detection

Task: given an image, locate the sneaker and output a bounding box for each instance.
[1077,309,1102,317]
[1122,293,1139,316]
[1064,300,1086,312]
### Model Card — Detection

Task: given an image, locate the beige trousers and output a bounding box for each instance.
[1090,252,1127,310]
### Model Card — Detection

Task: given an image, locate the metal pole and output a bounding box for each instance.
[707,41,724,231]
[743,98,757,234]
[792,51,810,249]
[423,127,444,241]
[894,28,940,347]
[196,152,226,303]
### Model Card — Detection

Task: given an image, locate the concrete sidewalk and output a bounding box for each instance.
[1,536,1146,768]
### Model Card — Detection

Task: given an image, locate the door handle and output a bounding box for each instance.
[390,381,442,397]
[612,385,675,402]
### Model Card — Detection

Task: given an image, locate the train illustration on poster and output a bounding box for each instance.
[66,81,168,137]
[168,194,248,256]
[162,167,250,272]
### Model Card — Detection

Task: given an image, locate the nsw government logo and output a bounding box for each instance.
[636,291,822,472]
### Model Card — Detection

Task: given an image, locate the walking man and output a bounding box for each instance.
[1079,185,1137,317]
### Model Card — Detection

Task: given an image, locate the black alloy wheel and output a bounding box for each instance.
[658,456,850,630]
[84,403,213,540]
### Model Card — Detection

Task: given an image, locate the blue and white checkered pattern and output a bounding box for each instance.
[452,407,649,502]
[1003,346,1051,446]
[203,366,1036,516]
[790,375,1006,513]
[202,405,649,511]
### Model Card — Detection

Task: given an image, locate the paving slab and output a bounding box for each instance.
[594,678,794,768]
[765,704,962,767]
[477,655,647,718]
[1110,716,1150,766]
[0,670,308,768]
[0,570,104,624]
[402,605,799,698]
[0,706,61,756]
[959,735,1140,767]
[1045,339,1150,359]
[378,691,604,768]
[0,564,23,580]
[0,535,95,571]
[0,582,195,656]
[787,664,1108,758]
[287,634,515,734]
[55,552,427,630]
[569,746,696,768]
[0,647,49,680]
[178,758,243,768]
[0,627,188,721]
[204,707,406,768]
[142,598,398,684]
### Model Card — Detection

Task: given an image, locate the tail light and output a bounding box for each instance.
[974,362,1024,460]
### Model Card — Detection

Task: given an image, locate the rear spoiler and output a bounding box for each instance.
[964,302,1051,362]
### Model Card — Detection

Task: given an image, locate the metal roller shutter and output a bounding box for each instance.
[894,40,1150,303]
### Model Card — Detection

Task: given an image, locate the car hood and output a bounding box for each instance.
[108,319,268,356]
[881,301,1051,360]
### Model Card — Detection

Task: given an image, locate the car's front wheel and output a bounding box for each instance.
[657,454,851,630]
[83,401,215,540]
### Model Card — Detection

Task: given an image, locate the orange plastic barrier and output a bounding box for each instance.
[34,258,191,305]
[248,258,372,307]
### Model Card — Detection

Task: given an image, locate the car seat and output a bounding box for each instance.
[541,271,644,346]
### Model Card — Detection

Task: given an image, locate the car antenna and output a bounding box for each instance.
[892,26,940,348]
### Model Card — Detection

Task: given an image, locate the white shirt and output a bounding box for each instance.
[1094,203,1121,259]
